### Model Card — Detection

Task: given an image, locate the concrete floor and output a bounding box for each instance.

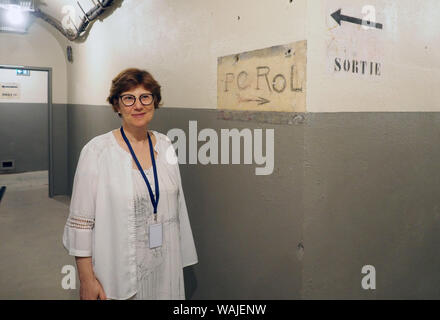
[0,171,79,299]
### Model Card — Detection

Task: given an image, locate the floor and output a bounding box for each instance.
[0,170,79,299]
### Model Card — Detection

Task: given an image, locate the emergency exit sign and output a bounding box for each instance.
[16,69,30,76]
[217,40,307,112]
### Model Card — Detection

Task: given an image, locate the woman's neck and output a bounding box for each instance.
[121,122,148,143]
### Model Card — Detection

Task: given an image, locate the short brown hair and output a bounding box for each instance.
[107,68,162,116]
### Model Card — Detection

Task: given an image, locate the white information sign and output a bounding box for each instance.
[0,83,20,100]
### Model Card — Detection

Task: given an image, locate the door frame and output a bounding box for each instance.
[0,64,54,197]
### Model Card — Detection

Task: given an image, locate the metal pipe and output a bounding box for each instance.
[30,0,114,41]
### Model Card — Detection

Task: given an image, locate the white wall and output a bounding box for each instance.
[67,0,307,108]
[0,69,48,103]
[63,0,439,112]
[307,0,440,112]
[0,19,68,104]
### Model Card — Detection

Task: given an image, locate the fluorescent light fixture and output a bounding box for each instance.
[0,1,34,12]
[6,5,24,25]
[16,69,30,76]
[0,1,34,33]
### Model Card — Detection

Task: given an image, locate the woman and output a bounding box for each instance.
[62,68,198,300]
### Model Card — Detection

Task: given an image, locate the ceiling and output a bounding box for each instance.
[0,0,119,39]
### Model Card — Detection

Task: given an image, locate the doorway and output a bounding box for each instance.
[0,64,55,197]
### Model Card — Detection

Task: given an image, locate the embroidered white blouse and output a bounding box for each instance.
[62,129,198,300]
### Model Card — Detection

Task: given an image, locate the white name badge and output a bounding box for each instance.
[149,223,163,248]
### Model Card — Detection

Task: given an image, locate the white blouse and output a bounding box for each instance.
[62,129,198,300]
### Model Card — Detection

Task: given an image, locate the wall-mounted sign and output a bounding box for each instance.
[326,3,384,79]
[217,40,307,112]
[0,83,20,100]
[16,69,30,76]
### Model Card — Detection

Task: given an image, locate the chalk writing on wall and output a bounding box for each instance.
[218,40,307,112]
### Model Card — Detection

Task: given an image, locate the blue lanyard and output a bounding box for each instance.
[120,126,159,214]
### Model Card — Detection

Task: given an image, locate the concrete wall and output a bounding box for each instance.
[67,105,305,299]
[307,0,440,112]
[52,103,69,195]
[66,106,440,299]
[302,113,440,299]
[51,0,440,298]
[65,0,306,108]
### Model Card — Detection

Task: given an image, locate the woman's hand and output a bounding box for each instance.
[80,277,107,300]
[75,256,107,300]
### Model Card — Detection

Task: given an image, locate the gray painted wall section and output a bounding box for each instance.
[53,104,68,195]
[155,108,304,299]
[67,104,121,194]
[67,104,440,299]
[0,103,48,173]
[302,113,440,299]
[0,103,68,195]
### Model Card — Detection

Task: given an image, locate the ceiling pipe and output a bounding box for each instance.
[31,0,114,41]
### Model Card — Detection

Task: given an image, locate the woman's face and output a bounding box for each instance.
[117,85,155,128]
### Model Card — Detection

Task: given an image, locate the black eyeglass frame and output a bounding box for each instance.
[119,93,155,107]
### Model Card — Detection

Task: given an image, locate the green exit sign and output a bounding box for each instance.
[16,69,30,76]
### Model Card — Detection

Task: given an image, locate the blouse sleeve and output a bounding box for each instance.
[62,143,98,257]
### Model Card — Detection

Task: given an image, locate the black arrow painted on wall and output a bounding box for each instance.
[331,9,383,30]
[242,97,270,105]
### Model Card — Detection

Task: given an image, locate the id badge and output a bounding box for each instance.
[149,223,163,249]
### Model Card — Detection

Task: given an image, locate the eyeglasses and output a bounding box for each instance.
[119,93,154,107]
